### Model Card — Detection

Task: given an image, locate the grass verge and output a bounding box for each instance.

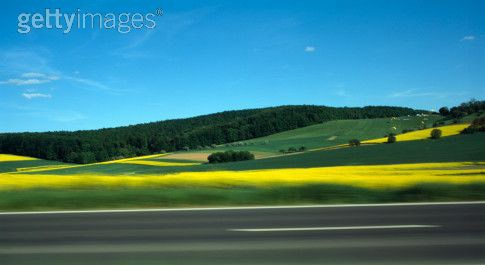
[1,183,485,211]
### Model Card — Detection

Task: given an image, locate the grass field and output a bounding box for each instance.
[1,183,484,211]
[170,115,442,158]
[25,132,484,175]
[216,132,485,171]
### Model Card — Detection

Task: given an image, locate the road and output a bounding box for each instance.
[1,202,484,265]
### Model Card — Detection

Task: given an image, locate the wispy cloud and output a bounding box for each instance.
[0,49,113,93]
[0,48,55,75]
[1,78,49,85]
[305,46,316,52]
[21,72,59,80]
[110,30,155,59]
[388,89,467,98]
[64,76,112,91]
[1,72,59,86]
[461,35,475,41]
[112,7,218,60]
[22,93,52,99]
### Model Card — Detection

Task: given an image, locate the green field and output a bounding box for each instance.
[217,133,485,171]
[26,132,485,176]
[0,159,68,174]
[1,183,484,211]
[206,115,441,153]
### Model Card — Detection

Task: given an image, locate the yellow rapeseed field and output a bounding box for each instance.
[97,153,168,164]
[1,162,483,190]
[0,154,37,162]
[363,124,469,144]
[0,153,171,174]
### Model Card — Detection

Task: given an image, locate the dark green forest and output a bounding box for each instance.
[0,105,423,163]
[439,99,485,118]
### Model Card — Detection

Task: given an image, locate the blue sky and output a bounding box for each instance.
[0,0,483,132]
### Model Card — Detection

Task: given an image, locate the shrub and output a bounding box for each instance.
[461,117,485,134]
[387,134,397,144]
[348,139,361,147]
[287,147,298,153]
[280,147,307,154]
[430,129,442,139]
[439,107,450,116]
[207,150,255,164]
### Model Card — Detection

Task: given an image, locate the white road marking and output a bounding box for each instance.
[0,201,483,215]
[229,225,442,232]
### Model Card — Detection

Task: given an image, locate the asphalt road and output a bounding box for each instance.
[1,202,484,265]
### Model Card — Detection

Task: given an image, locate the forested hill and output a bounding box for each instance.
[0,105,422,163]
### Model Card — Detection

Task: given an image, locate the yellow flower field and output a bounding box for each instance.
[363,124,469,144]
[0,153,171,174]
[0,154,37,162]
[97,153,168,164]
[1,162,483,190]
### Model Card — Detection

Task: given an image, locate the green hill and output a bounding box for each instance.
[0,105,422,164]
[211,115,441,154]
[27,128,484,176]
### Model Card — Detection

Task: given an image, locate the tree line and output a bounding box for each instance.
[439,99,485,118]
[0,105,421,163]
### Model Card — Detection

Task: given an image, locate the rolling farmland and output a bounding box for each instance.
[0,116,484,210]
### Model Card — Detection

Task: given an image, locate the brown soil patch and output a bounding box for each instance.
[162,152,211,162]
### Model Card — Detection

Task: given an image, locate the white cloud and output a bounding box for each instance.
[305,46,316,52]
[461,35,475,41]
[2,78,52,85]
[22,93,52,99]
[1,72,60,86]
[21,72,46,78]
[48,75,60,80]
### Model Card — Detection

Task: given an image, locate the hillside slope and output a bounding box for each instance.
[209,115,441,154]
[23,126,484,175]
[0,105,421,163]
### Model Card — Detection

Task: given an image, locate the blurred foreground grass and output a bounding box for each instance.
[1,183,485,211]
